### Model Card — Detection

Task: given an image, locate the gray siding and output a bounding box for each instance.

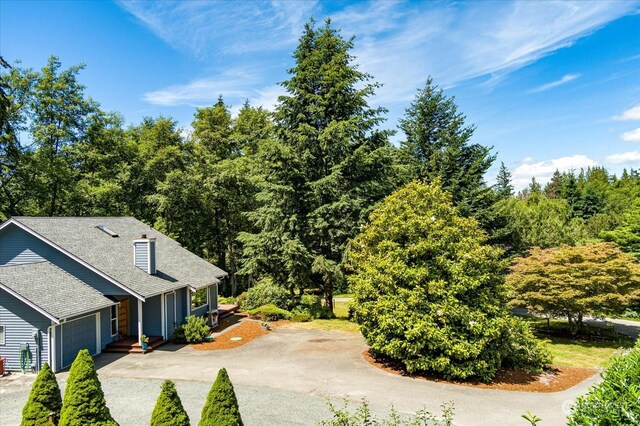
[0,225,130,296]
[142,295,162,336]
[165,292,175,338]
[209,284,218,311]
[61,314,97,368]
[99,306,113,349]
[134,241,148,272]
[0,288,50,371]
[149,240,156,274]
[191,303,208,318]
[175,287,187,324]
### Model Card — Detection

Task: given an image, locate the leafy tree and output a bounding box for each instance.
[506,243,640,334]
[58,349,118,426]
[21,363,62,426]
[199,368,243,426]
[150,380,190,426]
[347,181,550,382]
[602,198,640,259]
[399,77,495,223]
[494,192,585,254]
[568,339,640,425]
[239,18,405,308]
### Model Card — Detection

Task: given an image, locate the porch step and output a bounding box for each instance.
[218,304,239,319]
[104,336,168,354]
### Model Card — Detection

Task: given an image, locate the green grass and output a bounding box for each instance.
[333,293,354,299]
[285,318,360,333]
[333,300,351,319]
[543,336,633,368]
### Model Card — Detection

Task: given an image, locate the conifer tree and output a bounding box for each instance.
[21,363,62,426]
[494,162,513,200]
[58,349,118,426]
[150,380,190,426]
[602,198,640,259]
[399,77,495,223]
[199,368,243,426]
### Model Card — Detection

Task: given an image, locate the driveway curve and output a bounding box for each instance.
[1,328,599,425]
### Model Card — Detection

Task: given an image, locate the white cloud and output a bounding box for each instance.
[530,74,580,93]
[121,1,638,108]
[604,151,640,165]
[512,154,597,188]
[613,105,640,121]
[621,127,640,142]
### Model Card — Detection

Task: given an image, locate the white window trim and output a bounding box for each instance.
[191,287,209,311]
[0,324,5,345]
[110,304,119,337]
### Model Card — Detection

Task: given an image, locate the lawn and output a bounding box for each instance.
[517,315,635,368]
[283,300,359,333]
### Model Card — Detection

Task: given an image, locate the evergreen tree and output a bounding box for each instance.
[494,162,513,200]
[399,77,495,223]
[544,170,563,198]
[150,380,190,426]
[21,363,62,426]
[239,18,405,307]
[199,368,243,426]
[58,349,118,426]
[602,198,640,259]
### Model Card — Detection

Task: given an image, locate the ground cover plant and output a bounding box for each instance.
[320,398,454,426]
[21,363,62,426]
[58,349,118,426]
[568,339,640,425]
[347,182,551,382]
[150,380,190,426]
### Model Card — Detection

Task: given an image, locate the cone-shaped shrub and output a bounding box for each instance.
[150,380,190,426]
[198,368,243,426]
[58,349,118,426]
[21,363,62,425]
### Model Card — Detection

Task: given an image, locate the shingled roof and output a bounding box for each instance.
[7,217,227,299]
[0,262,115,322]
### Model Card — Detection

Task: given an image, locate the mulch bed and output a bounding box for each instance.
[191,318,270,351]
[363,350,596,392]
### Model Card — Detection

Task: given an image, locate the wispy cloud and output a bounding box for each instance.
[613,105,640,121]
[121,0,638,108]
[530,74,580,93]
[621,127,640,142]
[512,154,597,188]
[604,150,640,164]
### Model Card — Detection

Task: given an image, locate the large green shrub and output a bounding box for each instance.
[58,349,118,426]
[568,339,640,425]
[183,315,211,343]
[21,363,62,425]
[199,368,243,426]
[246,304,292,321]
[347,182,551,382]
[150,380,190,426]
[292,295,332,319]
[241,278,289,310]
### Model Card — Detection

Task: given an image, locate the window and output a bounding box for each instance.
[110,305,118,336]
[0,325,5,345]
[191,288,208,310]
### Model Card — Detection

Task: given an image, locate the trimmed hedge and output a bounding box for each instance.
[58,349,118,426]
[199,368,243,426]
[150,380,190,426]
[247,304,292,321]
[568,339,640,425]
[21,363,62,425]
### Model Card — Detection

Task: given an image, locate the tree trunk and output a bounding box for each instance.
[227,242,237,296]
[324,281,334,312]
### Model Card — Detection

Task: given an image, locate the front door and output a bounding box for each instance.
[118,299,129,336]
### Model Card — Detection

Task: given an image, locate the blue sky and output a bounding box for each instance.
[1,0,639,188]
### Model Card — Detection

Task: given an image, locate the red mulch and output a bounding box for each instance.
[191,318,270,351]
[363,350,596,392]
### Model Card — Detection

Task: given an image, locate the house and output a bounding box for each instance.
[0,217,227,372]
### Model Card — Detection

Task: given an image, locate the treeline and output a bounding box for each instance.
[1,19,638,304]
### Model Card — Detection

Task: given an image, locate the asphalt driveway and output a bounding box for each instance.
[1,327,600,426]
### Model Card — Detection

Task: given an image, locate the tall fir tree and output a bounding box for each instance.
[494,162,513,200]
[199,368,243,426]
[58,349,118,426]
[239,18,405,307]
[21,363,62,426]
[399,77,495,224]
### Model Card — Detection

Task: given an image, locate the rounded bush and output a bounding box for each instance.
[291,295,332,319]
[247,304,292,321]
[242,279,289,311]
[291,313,311,322]
[183,315,211,343]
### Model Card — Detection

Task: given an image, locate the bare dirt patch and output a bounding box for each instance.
[363,350,596,392]
[191,319,270,351]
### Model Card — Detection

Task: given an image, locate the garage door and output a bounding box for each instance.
[62,315,97,368]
